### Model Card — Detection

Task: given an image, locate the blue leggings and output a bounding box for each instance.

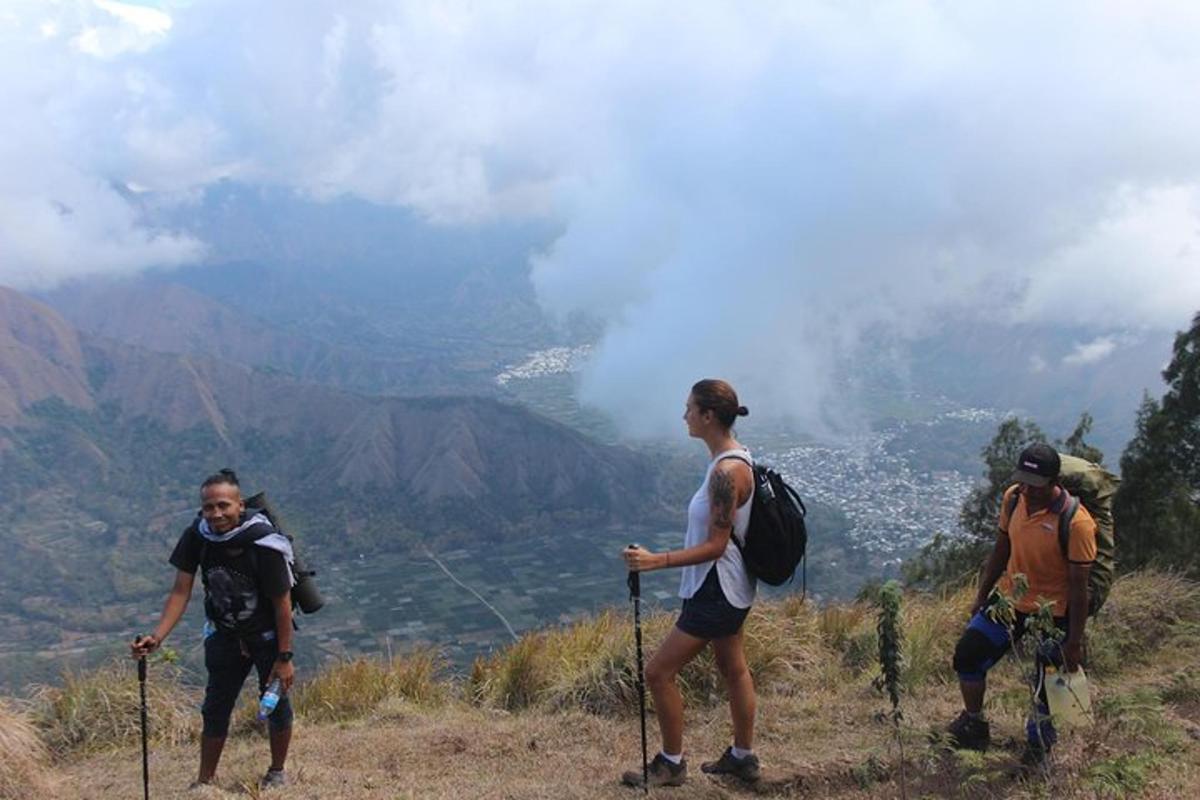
[953,610,1069,746]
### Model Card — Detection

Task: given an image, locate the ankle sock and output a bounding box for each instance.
[730,746,753,760]
[966,711,985,721]
[659,751,683,765]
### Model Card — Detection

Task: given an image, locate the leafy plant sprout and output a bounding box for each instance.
[876,580,908,800]
[985,572,1060,777]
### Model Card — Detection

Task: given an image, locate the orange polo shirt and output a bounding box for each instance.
[997,485,1097,616]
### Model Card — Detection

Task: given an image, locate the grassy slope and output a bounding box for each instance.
[13,572,1200,799]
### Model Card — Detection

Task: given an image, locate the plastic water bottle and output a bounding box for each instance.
[257,678,282,721]
[1044,666,1092,728]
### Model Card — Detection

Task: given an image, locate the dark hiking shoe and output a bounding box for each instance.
[259,768,286,790]
[946,711,991,751]
[621,754,687,788]
[701,747,761,782]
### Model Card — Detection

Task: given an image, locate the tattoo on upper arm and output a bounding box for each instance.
[709,468,735,530]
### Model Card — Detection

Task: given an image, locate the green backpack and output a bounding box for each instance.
[1006,453,1119,615]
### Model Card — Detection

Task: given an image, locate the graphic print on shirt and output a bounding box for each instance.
[204,563,261,631]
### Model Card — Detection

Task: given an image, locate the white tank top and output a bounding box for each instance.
[678,448,756,609]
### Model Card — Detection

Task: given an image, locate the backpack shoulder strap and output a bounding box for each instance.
[1057,494,1081,559]
[714,451,753,548]
[714,450,755,496]
[714,450,753,469]
[1005,486,1021,517]
[193,525,211,586]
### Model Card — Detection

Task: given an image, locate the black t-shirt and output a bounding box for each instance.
[169,522,291,636]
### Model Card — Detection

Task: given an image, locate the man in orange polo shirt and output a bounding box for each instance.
[946,443,1097,763]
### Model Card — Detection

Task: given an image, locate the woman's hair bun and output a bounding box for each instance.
[218,468,239,482]
[736,405,749,417]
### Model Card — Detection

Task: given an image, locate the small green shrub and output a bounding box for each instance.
[850,752,889,788]
[1086,753,1162,798]
[1094,689,1184,751]
[1160,668,1200,705]
[949,748,1011,792]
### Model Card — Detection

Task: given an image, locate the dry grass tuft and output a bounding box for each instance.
[32,659,198,756]
[818,603,869,652]
[1089,571,1200,676]
[469,598,830,715]
[0,701,54,800]
[469,631,553,711]
[294,649,447,723]
[897,586,971,689]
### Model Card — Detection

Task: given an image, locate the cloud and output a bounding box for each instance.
[3,1,1200,431]
[1063,336,1118,367]
[0,1,201,287]
[1017,185,1200,330]
[73,1,172,58]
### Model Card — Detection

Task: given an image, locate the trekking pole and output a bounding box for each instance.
[627,545,649,796]
[138,656,150,800]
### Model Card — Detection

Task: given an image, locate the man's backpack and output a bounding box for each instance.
[1005,453,1119,615]
[199,491,324,617]
[720,455,809,589]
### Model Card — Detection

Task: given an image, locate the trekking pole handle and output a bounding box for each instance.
[626,544,641,598]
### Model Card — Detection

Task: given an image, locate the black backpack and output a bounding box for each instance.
[720,455,809,589]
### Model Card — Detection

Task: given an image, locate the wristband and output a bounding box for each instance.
[276,651,294,663]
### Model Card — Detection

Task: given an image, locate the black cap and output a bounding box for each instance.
[1011,443,1061,487]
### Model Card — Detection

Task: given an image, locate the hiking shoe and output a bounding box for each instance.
[621,754,687,788]
[946,711,991,751]
[259,768,287,790]
[700,747,761,783]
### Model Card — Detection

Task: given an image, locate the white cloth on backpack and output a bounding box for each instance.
[678,448,756,609]
[198,513,297,587]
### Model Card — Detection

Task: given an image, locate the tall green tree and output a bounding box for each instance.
[1161,312,1200,489]
[1057,411,1105,465]
[904,417,1045,587]
[904,412,1105,589]
[1114,312,1200,573]
[958,417,1048,541]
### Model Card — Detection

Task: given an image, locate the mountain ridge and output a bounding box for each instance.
[0,286,673,661]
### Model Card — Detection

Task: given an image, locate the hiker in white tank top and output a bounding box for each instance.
[620,379,762,789]
[678,447,756,608]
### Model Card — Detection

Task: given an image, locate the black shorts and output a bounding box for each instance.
[675,567,750,640]
[201,628,293,738]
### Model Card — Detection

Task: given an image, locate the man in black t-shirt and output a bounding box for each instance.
[169,524,292,635]
[131,469,296,790]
